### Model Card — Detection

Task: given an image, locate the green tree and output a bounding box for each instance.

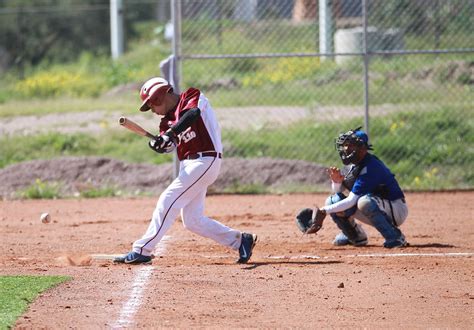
[0,0,158,75]
[370,0,473,45]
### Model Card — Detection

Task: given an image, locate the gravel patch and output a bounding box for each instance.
[0,156,329,199]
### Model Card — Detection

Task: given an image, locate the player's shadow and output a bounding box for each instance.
[324,242,456,251]
[241,260,342,270]
[406,243,456,248]
[325,244,380,250]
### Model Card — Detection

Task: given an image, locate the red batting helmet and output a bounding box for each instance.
[139,77,173,112]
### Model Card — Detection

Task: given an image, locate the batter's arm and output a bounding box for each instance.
[166,107,201,137]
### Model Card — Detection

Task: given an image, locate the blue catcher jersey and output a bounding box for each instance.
[351,154,405,200]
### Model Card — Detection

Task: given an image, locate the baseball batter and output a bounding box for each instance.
[114,77,257,264]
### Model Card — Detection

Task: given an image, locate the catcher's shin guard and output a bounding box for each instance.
[357,195,405,247]
[330,215,367,245]
[326,193,367,244]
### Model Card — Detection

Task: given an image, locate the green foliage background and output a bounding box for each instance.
[0,1,473,193]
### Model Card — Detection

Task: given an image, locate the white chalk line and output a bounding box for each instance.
[265,252,474,260]
[110,265,154,329]
[110,235,171,329]
[103,249,470,327]
[269,255,321,260]
[347,252,474,258]
[190,252,474,261]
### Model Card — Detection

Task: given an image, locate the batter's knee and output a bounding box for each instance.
[181,210,201,231]
[182,216,198,230]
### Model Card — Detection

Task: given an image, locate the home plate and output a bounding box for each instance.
[91,254,124,260]
[91,254,157,260]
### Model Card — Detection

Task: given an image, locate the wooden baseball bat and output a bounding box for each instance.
[119,117,155,139]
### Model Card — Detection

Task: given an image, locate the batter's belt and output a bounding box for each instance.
[184,151,222,160]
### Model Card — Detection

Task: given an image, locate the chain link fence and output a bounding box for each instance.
[172,0,473,190]
[0,0,472,191]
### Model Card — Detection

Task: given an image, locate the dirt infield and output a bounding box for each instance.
[1,192,473,328]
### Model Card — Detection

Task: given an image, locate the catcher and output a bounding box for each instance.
[296,127,408,248]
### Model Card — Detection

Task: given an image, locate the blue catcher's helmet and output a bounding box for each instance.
[335,127,373,165]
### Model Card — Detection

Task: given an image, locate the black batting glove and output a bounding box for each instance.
[148,134,176,154]
[149,136,164,154]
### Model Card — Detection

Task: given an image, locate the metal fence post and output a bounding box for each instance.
[319,0,333,61]
[110,0,124,60]
[362,0,370,135]
[171,0,182,179]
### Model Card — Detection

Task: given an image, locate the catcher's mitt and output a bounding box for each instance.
[295,207,327,234]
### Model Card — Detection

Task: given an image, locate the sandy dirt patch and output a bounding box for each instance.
[1,192,473,328]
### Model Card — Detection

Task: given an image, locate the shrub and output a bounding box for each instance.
[18,179,61,199]
[242,57,320,87]
[14,70,104,98]
[79,186,121,198]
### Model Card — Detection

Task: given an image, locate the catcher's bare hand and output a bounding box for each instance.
[326,167,344,183]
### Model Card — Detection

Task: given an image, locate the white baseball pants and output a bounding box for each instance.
[132,156,242,256]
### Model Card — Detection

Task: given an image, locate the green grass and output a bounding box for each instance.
[0,39,170,110]
[221,182,269,195]
[1,105,471,192]
[0,131,173,169]
[0,275,70,329]
[0,73,471,118]
[0,96,138,118]
[1,33,471,116]
[0,19,472,193]
[78,185,122,198]
[222,106,473,190]
[181,20,318,55]
[18,179,62,199]
[219,182,329,195]
[183,55,473,108]
[17,180,143,199]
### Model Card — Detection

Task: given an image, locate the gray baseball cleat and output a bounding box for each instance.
[384,235,408,248]
[237,233,257,264]
[333,232,368,246]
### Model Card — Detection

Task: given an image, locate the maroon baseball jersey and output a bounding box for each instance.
[159,88,223,160]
